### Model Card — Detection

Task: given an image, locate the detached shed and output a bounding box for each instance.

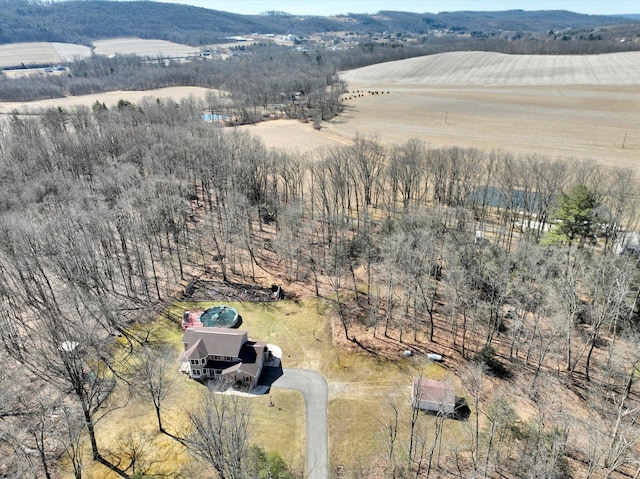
[411,378,456,415]
[615,231,640,255]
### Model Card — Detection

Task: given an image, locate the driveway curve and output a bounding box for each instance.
[273,368,328,479]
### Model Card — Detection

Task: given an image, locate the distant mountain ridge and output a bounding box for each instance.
[0,0,637,45]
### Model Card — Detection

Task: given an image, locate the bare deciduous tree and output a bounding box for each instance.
[183,385,251,479]
[129,343,179,435]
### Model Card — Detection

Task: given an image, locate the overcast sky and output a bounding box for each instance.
[153,0,639,16]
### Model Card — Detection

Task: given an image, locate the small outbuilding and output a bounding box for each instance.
[615,231,640,255]
[411,378,456,415]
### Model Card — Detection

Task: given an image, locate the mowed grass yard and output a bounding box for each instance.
[74,299,470,478]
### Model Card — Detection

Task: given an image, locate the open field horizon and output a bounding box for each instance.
[286,50,640,169]
[339,51,640,86]
[2,50,639,169]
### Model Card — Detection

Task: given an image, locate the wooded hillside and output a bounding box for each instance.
[0,0,637,45]
[0,91,639,477]
[1,3,640,477]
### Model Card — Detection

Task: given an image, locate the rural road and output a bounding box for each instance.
[273,368,329,479]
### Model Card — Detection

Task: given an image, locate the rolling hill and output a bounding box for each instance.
[0,0,637,45]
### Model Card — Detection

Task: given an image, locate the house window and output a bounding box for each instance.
[214,355,220,360]
[190,359,196,365]
[244,376,251,382]
[193,369,200,376]
[201,358,206,364]
[225,356,232,361]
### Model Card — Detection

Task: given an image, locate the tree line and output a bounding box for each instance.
[4,33,640,106]
[0,44,346,123]
[0,98,639,477]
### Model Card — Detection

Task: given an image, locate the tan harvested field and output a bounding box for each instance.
[92,38,200,57]
[235,119,351,152]
[52,42,93,61]
[327,51,640,169]
[0,41,92,68]
[248,51,640,170]
[340,51,640,86]
[322,83,640,168]
[0,86,218,114]
[0,38,198,70]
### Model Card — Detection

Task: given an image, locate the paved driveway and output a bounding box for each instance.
[273,368,328,479]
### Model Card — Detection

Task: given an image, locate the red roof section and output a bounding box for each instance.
[412,378,455,407]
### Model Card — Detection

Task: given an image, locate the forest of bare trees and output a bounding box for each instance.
[0,44,348,124]
[0,92,639,478]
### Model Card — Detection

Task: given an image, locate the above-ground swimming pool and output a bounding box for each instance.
[199,305,239,328]
[182,305,240,329]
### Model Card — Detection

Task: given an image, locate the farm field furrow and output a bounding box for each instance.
[0,39,198,69]
[339,50,640,86]
[0,42,64,68]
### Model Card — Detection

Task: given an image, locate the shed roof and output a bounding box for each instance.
[412,378,455,409]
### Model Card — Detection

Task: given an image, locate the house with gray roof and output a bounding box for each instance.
[179,327,268,389]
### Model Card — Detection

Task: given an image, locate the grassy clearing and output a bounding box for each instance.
[250,389,306,474]
[69,299,470,478]
[328,358,470,473]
